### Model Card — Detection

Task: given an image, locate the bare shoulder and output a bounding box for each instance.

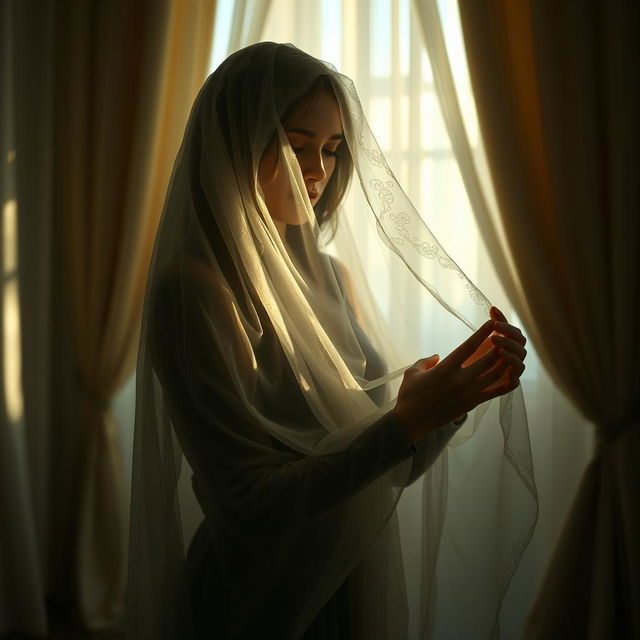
[327,255,353,287]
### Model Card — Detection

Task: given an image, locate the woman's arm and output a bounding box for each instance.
[150,263,420,535]
[329,256,463,487]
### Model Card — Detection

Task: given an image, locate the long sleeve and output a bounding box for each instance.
[405,421,459,486]
[151,264,460,533]
[267,413,462,514]
[149,267,421,533]
[161,368,416,532]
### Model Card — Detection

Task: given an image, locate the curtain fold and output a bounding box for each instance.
[411,0,522,320]
[228,0,274,54]
[455,1,639,636]
[53,0,216,628]
[1,1,54,634]
[259,2,601,636]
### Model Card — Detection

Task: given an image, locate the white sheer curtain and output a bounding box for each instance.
[409,0,597,630]
[209,0,273,62]
[244,0,591,637]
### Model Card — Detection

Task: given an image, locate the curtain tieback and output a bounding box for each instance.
[596,403,640,446]
[76,372,110,414]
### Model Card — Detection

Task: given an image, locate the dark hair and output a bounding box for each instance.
[281,75,354,242]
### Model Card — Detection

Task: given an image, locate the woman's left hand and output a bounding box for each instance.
[462,306,527,393]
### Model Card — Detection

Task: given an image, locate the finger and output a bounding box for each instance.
[474,375,520,404]
[494,321,527,346]
[491,334,527,360]
[480,370,512,395]
[474,363,521,402]
[409,354,440,373]
[466,358,509,396]
[507,367,521,389]
[461,346,500,378]
[479,353,524,395]
[490,306,507,322]
[499,348,525,377]
[444,319,495,368]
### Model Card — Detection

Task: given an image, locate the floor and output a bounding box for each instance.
[3,633,122,640]
[2,612,123,640]
[4,632,122,640]
[2,627,124,640]
[2,628,123,640]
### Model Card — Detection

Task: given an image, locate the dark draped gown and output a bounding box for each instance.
[152,256,459,639]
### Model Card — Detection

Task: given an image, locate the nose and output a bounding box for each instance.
[300,150,326,183]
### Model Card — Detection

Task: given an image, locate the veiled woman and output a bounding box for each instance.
[126,42,534,640]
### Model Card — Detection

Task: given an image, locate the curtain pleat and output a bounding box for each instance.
[1,0,54,634]
[259,2,595,636]
[456,1,639,636]
[227,0,274,54]
[53,0,216,628]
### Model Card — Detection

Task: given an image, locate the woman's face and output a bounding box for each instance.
[258,89,344,227]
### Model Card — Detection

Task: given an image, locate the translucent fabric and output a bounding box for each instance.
[126,42,538,639]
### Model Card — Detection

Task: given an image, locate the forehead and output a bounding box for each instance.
[284,90,343,136]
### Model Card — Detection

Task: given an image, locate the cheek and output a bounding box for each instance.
[259,165,304,225]
[258,145,308,226]
[326,158,337,179]
[258,145,278,185]
[262,174,288,212]
[258,148,286,209]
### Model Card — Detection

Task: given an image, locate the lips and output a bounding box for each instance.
[308,190,319,202]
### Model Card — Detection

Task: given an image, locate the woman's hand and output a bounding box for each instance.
[394,308,527,445]
[462,306,527,394]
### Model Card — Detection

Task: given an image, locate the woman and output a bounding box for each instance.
[126,43,533,639]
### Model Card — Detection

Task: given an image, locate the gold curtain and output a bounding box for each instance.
[457,1,639,636]
[54,0,215,627]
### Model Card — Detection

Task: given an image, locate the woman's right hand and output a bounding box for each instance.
[393,319,521,444]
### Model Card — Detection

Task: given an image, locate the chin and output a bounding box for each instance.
[270,209,306,227]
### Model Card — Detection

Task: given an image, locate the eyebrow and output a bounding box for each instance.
[285,126,344,141]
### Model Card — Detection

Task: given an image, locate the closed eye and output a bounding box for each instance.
[290,146,340,158]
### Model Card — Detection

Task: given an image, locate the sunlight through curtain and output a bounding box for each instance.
[110,0,595,636]
[52,0,215,628]
[1,1,52,634]
[456,1,639,636]
[245,0,592,636]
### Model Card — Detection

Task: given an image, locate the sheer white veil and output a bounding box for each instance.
[126,42,538,639]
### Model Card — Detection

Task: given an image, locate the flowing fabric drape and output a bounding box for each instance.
[53,0,215,627]
[258,4,549,636]
[127,39,538,640]
[411,2,597,633]
[228,0,274,54]
[456,1,639,636]
[411,0,521,310]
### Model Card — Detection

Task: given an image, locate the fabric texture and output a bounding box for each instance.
[0,1,52,633]
[52,0,216,627]
[126,42,538,639]
[456,1,640,637]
